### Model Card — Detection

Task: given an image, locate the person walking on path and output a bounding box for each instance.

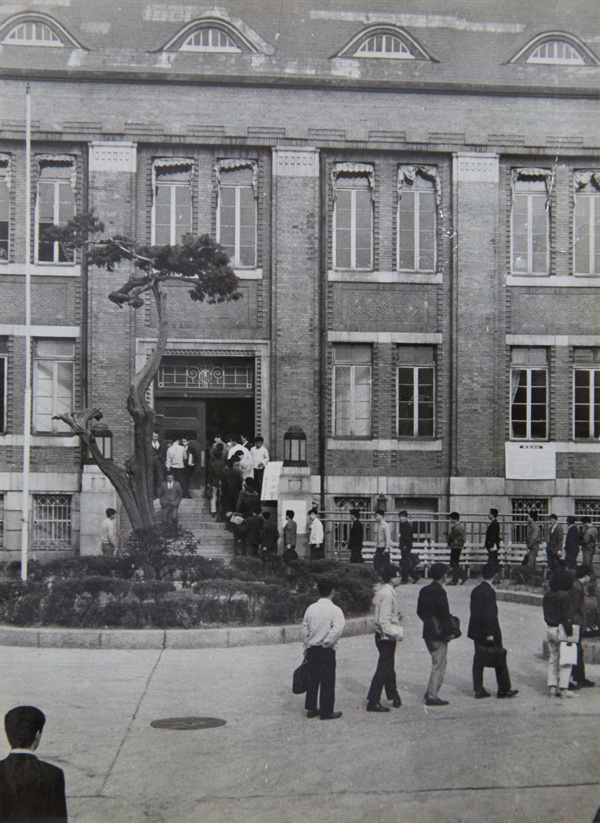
[398,510,419,583]
[373,509,392,575]
[308,509,325,560]
[546,514,564,573]
[0,705,68,823]
[569,564,596,690]
[448,512,467,585]
[366,568,403,713]
[283,510,299,563]
[564,516,581,570]
[158,473,183,525]
[347,509,364,563]
[467,564,518,700]
[302,578,346,720]
[417,563,453,706]
[581,517,598,569]
[100,508,118,556]
[543,569,576,698]
[484,508,501,567]
[526,510,543,567]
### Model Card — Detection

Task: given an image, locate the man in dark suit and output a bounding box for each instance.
[416,563,453,706]
[0,705,68,822]
[158,472,183,525]
[564,516,581,570]
[150,430,166,499]
[467,564,518,700]
[484,508,501,567]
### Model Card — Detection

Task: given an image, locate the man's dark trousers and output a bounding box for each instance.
[305,645,336,717]
[472,642,511,692]
[373,548,390,574]
[400,550,418,583]
[367,634,399,704]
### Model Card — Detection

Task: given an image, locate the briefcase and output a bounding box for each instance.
[475,642,507,668]
[292,657,310,694]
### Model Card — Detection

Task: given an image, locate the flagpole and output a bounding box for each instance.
[21,83,32,581]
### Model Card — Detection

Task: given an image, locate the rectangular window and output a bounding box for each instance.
[333,166,373,270]
[333,344,372,436]
[0,342,6,434]
[36,159,76,263]
[33,494,72,550]
[574,173,600,275]
[0,155,10,261]
[573,348,600,440]
[511,173,549,274]
[510,347,548,440]
[397,346,436,437]
[216,162,257,268]
[575,499,600,519]
[33,339,75,433]
[152,160,193,245]
[397,167,437,271]
[511,498,548,543]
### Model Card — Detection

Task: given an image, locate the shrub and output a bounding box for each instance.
[121,524,200,580]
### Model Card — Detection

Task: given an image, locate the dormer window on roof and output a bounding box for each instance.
[0,13,84,48]
[510,32,599,66]
[158,18,261,54]
[337,25,435,61]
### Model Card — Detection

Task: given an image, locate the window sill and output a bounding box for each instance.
[0,434,80,447]
[506,274,600,287]
[328,270,442,284]
[0,263,81,277]
[327,438,442,451]
[233,268,262,280]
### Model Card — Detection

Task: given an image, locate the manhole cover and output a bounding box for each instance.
[150,717,226,730]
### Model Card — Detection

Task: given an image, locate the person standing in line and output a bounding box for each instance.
[581,516,598,569]
[546,514,564,573]
[151,430,166,499]
[484,508,501,567]
[228,436,251,462]
[260,510,280,564]
[308,509,325,560]
[220,456,243,522]
[0,706,68,823]
[283,510,299,563]
[447,512,467,585]
[302,578,346,720]
[347,508,364,563]
[416,563,453,706]
[210,434,225,460]
[208,442,226,519]
[373,509,392,574]
[467,564,518,700]
[569,564,596,690]
[526,510,543,567]
[159,472,183,525]
[100,508,119,556]
[235,477,260,555]
[241,506,264,559]
[181,438,197,498]
[233,448,254,481]
[398,510,419,584]
[543,569,576,698]
[250,436,269,497]
[166,438,189,499]
[564,516,581,570]
[366,567,403,712]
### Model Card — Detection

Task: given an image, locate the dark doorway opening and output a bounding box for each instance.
[206,398,256,446]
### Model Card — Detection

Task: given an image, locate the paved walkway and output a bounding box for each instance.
[1,583,598,823]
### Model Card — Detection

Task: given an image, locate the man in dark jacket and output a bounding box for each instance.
[467,564,518,699]
[484,508,501,567]
[416,563,453,706]
[447,512,467,585]
[398,510,419,583]
[564,516,581,570]
[0,705,68,823]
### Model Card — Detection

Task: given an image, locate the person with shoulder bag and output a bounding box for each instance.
[366,568,404,713]
[416,563,454,706]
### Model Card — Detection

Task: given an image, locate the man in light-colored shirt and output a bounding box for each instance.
[100,508,118,556]
[302,578,345,720]
[373,509,392,574]
[250,436,269,496]
[166,439,189,498]
[308,509,325,560]
[366,567,403,712]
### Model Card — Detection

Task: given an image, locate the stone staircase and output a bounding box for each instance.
[155,494,235,559]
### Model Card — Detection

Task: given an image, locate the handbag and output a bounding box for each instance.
[446,615,462,641]
[292,656,310,694]
[559,641,578,667]
[229,512,244,526]
[474,642,507,668]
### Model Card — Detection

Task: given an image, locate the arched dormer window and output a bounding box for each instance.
[510,32,599,66]
[336,25,435,61]
[157,17,262,54]
[0,13,84,48]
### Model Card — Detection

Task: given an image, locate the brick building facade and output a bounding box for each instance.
[0,1,598,557]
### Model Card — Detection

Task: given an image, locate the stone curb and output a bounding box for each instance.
[0,616,376,650]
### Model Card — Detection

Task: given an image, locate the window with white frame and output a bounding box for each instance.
[333,164,373,270]
[527,40,585,65]
[511,170,550,275]
[574,348,600,440]
[333,344,372,437]
[3,20,62,46]
[36,157,76,263]
[510,347,548,440]
[33,494,72,550]
[180,26,241,52]
[0,338,7,434]
[0,155,10,261]
[216,160,257,268]
[337,25,432,61]
[33,339,75,433]
[397,346,435,437]
[397,166,439,271]
[152,159,193,245]
[574,171,600,275]
[357,33,414,58]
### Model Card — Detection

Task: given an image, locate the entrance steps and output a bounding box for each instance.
[155,495,235,559]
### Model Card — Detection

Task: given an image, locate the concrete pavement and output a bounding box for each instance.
[1,582,598,823]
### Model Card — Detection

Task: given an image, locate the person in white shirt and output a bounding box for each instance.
[373,509,392,574]
[250,436,269,496]
[366,568,404,712]
[166,438,189,498]
[308,509,325,560]
[302,578,345,720]
[100,508,118,556]
[227,436,251,462]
